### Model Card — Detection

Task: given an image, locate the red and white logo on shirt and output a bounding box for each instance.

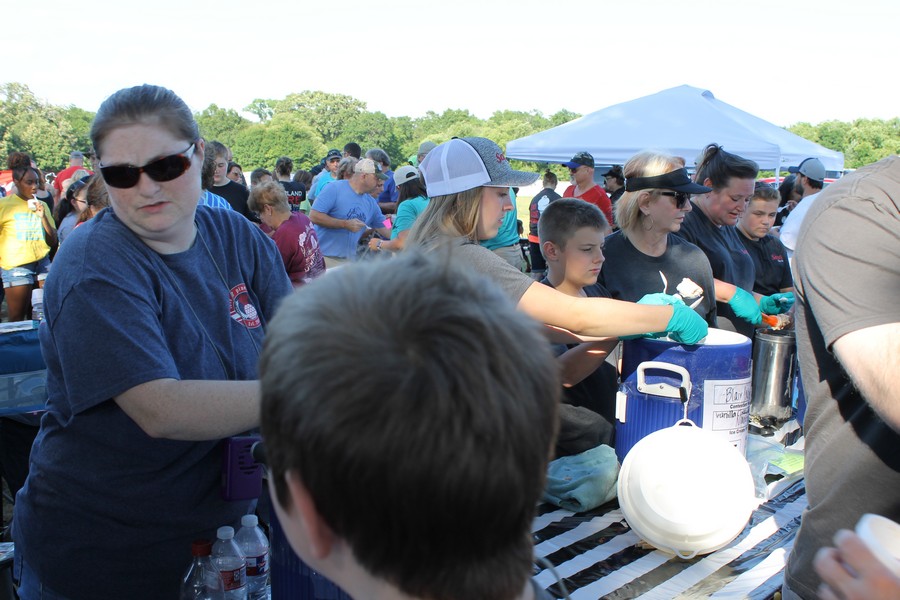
[229,283,261,328]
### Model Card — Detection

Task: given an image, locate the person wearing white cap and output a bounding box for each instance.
[407,137,709,343]
[309,158,391,267]
[777,156,826,264]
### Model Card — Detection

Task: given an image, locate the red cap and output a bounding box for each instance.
[191,540,213,556]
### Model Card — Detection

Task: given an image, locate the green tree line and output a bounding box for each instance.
[3,82,899,175]
[787,119,900,170]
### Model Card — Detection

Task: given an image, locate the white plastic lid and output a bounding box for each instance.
[699,328,750,346]
[617,421,755,558]
[31,288,43,303]
[644,328,750,347]
[241,514,258,528]
[217,526,235,540]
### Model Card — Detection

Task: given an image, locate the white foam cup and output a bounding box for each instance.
[854,513,900,577]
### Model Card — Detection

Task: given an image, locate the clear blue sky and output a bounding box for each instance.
[10,0,899,126]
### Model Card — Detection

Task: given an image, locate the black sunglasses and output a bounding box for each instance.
[99,143,196,189]
[658,191,691,208]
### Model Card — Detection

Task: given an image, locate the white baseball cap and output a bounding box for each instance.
[419,137,538,197]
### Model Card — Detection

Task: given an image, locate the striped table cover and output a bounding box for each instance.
[532,480,806,599]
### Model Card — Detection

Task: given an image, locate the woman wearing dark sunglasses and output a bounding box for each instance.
[13,85,292,599]
[599,151,718,327]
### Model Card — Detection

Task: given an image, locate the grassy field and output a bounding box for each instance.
[515,195,533,234]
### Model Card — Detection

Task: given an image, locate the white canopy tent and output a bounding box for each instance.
[506,85,844,176]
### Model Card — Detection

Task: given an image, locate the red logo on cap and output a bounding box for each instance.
[496,152,506,164]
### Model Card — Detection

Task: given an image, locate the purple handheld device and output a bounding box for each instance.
[222,435,263,501]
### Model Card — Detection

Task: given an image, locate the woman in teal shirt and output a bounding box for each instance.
[368,165,429,253]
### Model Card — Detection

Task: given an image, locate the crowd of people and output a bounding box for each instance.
[0,83,897,599]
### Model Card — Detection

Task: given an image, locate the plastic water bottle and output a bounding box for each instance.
[180,540,226,600]
[212,526,248,600]
[31,288,44,322]
[235,514,269,600]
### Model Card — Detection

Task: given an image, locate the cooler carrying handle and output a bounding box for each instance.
[636,361,693,400]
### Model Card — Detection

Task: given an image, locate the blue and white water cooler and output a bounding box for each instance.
[615,329,753,463]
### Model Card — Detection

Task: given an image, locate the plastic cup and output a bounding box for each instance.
[855,513,900,577]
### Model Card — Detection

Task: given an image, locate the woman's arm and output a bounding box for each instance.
[715,279,793,321]
[115,379,260,441]
[712,279,753,303]
[518,281,679,338]
[368,229,409,253]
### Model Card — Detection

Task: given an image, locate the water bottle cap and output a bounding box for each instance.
[31,288,43,303]
[191,539,213,556]
[241,514,258,528]
[216,526,235,540]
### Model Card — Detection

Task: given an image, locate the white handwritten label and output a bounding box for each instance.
[702,377,751,455]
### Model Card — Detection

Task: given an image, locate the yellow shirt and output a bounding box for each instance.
[0,194,55,270]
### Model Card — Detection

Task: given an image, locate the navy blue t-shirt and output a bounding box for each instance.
[279,179,307,212]
[14,206,291,599]
[675,202,756,338]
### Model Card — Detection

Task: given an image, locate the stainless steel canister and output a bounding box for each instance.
[750,329,796,421]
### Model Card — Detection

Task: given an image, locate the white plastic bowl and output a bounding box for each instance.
[617,419,755,558]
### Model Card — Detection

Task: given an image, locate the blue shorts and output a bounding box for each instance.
[1,257,50,288]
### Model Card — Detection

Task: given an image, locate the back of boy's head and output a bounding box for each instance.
[538,197,608,249]
[260,251,560,600]
[209,140,228,160]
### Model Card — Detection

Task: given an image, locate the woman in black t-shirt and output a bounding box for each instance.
[274,155,309,214]
[601,151,717,327]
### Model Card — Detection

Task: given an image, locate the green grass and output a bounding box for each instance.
[515,195,533,234]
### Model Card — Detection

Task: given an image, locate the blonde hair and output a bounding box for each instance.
[615,151,685,236]
[407,187,485,248]
[248,181,290,214]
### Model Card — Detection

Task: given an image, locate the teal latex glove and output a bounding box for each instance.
[760,292,795,315]
[728,287,762,325]
[666,303,709,345]
[637,293,685,307]
[621,294,702,342]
